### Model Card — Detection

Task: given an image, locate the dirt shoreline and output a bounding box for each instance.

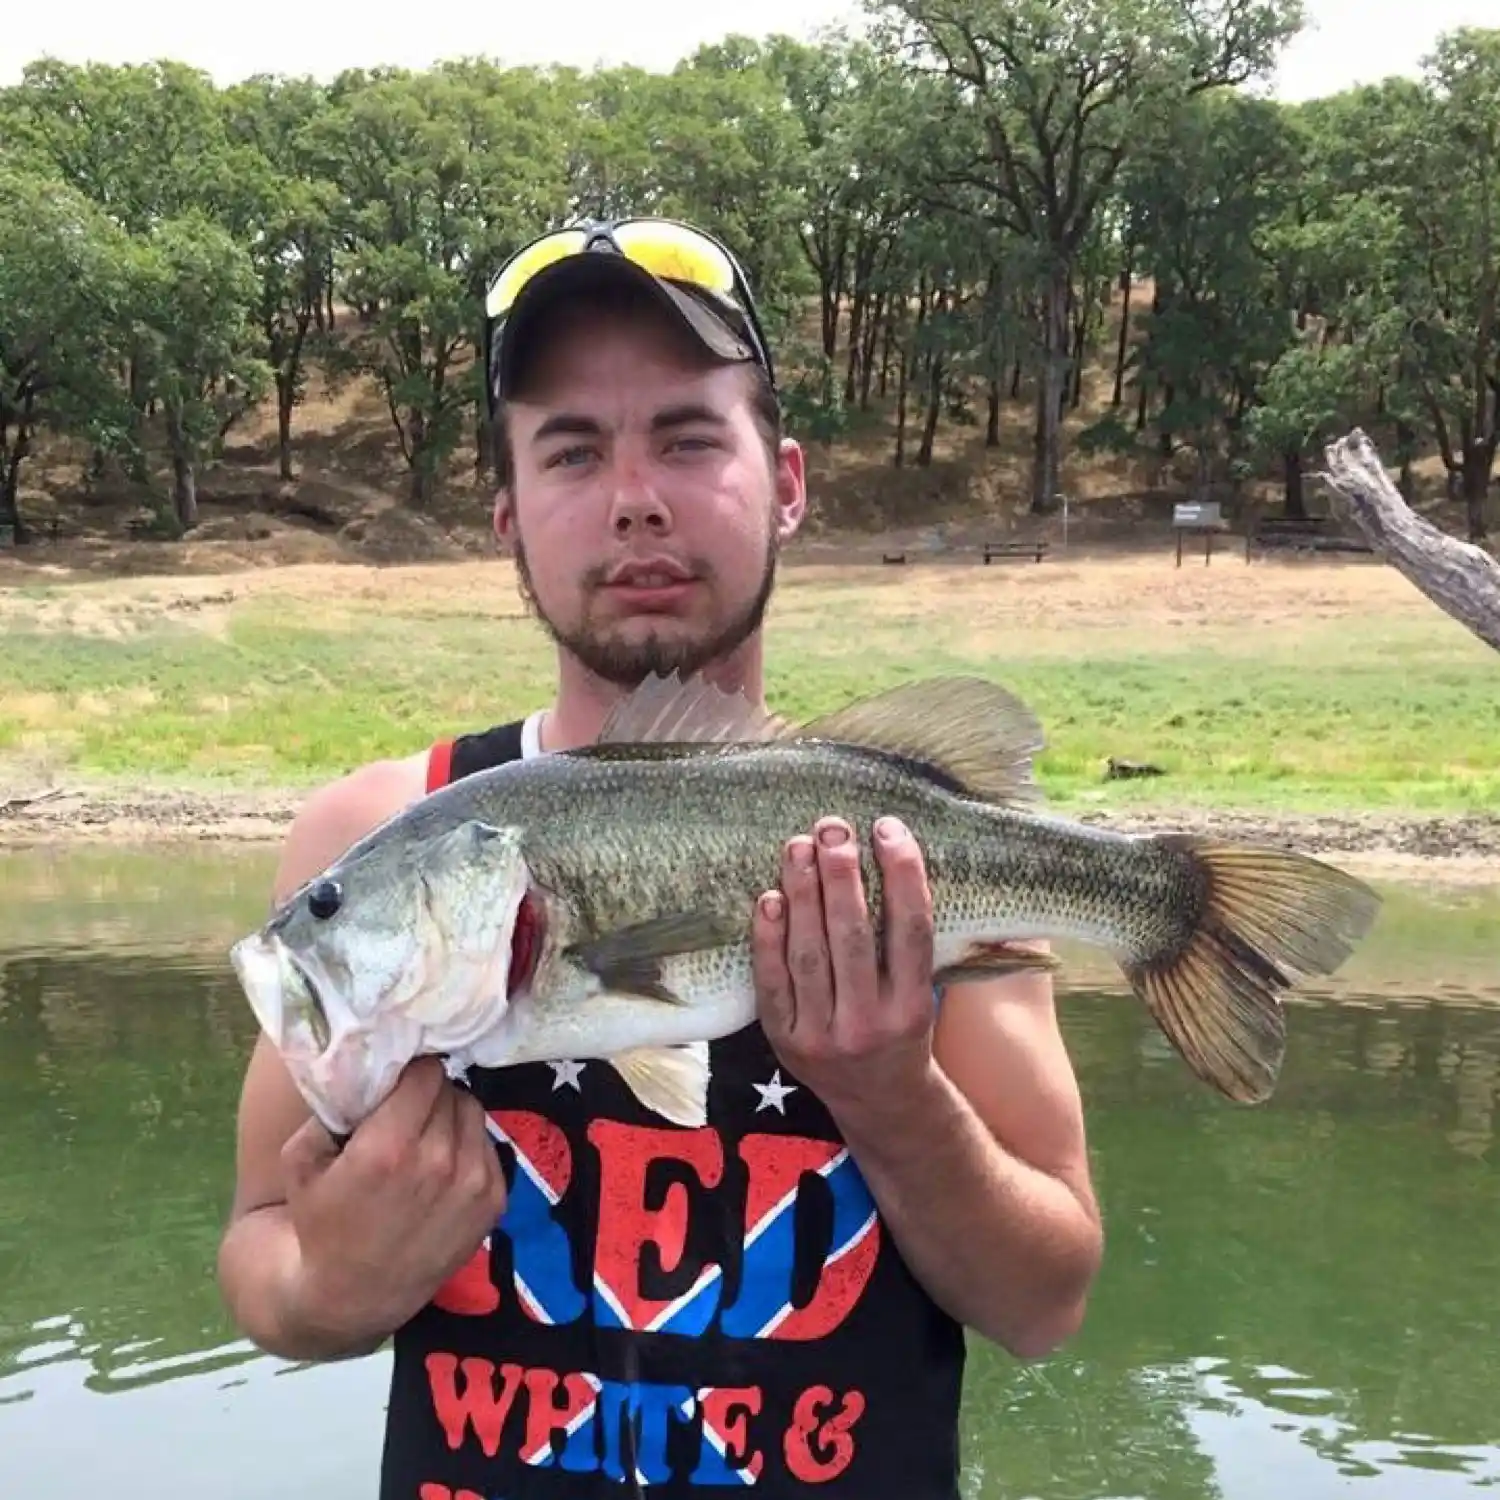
[2,781,1496,885]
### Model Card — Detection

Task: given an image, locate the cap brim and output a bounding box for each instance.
[494,252,758,403]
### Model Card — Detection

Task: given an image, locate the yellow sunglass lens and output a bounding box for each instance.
[487,222,738,324]
[613,224,735,294]
[487,230,586,317]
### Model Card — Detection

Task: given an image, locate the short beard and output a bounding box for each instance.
[513,531,779,688]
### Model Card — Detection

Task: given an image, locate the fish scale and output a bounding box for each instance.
[230,672,1383,1137]
[454,741,1199,973]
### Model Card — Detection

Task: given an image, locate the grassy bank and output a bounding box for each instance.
[1,552,1497,815]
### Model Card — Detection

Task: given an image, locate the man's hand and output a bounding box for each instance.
[748,811,1102,1358]
[274,1057,507,1352]
[751,813,936,1121]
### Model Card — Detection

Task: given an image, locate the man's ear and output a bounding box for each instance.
[492,490,514,548]
[774,438,808,544]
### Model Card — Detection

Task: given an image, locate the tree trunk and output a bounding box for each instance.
[167,408,198,531]
[276,374,296,482]
[1323,429,1500,654]
[1283,451,1305,518]
[1069,282,1088,410]
[173,456,198,531]
[1,421,30,544]
[818,231,845,362]
[1396,419,1418,502]
[917,354,944,467]
[844,289,865,408]
[986,379,1001,448]
[407,407,432,506]
[1112,258,1134,408]
[1461,441,1493,542]
[893,348,909,469]
[860,292,883,410]
[879,309,896,400]
[1030,259,1068,513]
[475,411,492,480]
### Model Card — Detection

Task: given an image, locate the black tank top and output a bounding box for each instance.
[378,720,968,1500]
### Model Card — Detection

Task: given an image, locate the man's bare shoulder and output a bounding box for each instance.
[272,751,430,906]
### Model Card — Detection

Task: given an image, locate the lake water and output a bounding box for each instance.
[1,845,1498,1499]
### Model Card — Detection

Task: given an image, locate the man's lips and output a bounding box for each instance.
[600,562,699,608]
[604,560,694,588]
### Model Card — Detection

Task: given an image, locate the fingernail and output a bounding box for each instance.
[876,817,907,843]
[817,820,849,848]
[788,838,814,869]
[760,891,784,921]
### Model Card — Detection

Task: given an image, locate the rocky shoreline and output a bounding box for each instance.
[1,781,1496,884]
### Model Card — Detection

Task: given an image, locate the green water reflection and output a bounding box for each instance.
[0,847,1497,1499]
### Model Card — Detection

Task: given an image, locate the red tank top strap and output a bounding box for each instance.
[424,738,454,793]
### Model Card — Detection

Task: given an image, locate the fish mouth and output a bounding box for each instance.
[286,950,335,1051]
[229,932,287,1043]
[229,931,333,1054]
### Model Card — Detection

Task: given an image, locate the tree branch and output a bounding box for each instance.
[1320,428,1500,653]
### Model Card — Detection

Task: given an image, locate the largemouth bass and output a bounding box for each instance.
[230,673,1382,1136]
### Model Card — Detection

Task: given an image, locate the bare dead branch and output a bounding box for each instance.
[1320,427,1500,654]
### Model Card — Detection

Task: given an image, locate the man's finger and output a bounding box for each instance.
[281,1113,342,1194]
[813,817,879,1011]
[781,833,834,1032]
[875,817,934,998]
[342,1055,451,1172]
[416,1075,465,1180]
[369,1055,450,1134]
[750,889,796,1037]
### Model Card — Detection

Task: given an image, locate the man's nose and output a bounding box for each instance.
[608,471,673,538]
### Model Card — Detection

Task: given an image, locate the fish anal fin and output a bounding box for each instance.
[796,677,1046,807]
[570,910,743,1002]
[596,671,787,745]
[933,940,1061,987]
[612,1041,711,1128]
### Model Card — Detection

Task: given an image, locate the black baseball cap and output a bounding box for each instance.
[483,226,778,417]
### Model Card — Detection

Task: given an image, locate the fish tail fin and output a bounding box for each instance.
[1124,837,1382,1104]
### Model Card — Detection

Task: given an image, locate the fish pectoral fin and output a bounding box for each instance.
[611,1040,711,1128]
[570,911,744,1002]
[795,677,1046,808]
[933,940,1062,987]
[595,671,788,745]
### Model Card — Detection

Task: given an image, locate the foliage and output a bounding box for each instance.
[0,19,1496,536]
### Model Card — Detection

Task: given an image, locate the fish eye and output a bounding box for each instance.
[307,879,342,921]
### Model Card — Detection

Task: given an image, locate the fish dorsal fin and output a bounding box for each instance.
[795,676,1046,807]
[595,671,787,745]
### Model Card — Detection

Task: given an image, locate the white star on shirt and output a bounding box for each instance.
[753,1068,798,1114]
[549,1059,586,1091]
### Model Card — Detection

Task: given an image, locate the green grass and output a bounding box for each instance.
[1,578,1497,815]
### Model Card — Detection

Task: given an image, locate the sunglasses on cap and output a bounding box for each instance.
[482,217,777,419]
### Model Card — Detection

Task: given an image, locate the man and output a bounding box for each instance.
[217,217,1102,1500]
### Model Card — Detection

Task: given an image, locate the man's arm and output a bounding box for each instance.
[751,813,1102,1360]
[834,969,1101,1358]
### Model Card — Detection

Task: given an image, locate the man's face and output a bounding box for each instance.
[496,301,806,687]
